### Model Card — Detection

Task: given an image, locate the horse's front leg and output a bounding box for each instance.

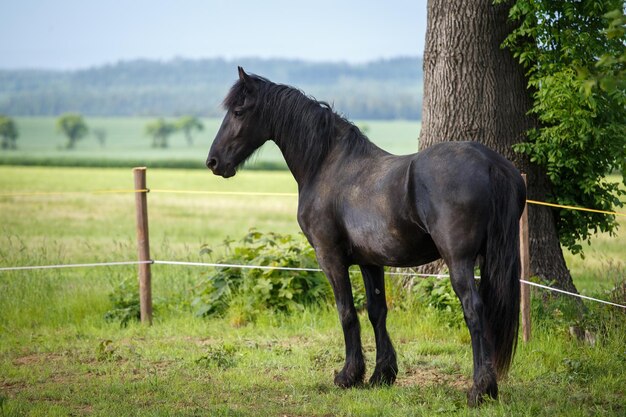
[317,250,365,388]
[360,265,397,386]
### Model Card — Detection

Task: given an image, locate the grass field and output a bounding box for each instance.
[1,167,625,416]
[0,117,422,168]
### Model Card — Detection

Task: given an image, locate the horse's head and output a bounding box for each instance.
[206,67,270,178]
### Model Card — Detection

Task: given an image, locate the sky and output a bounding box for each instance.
[0,0,428,70]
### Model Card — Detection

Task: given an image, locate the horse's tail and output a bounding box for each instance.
[480,165,526,378]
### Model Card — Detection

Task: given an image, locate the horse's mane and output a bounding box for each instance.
[223,73,375,176]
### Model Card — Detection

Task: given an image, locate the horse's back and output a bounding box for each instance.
[412,141,523,207]
[410,141,525,258]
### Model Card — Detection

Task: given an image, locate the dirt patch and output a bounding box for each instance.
[397,366,470,390]
[12,354,41,366]
[12,352,65,366]
[0,379,28,395]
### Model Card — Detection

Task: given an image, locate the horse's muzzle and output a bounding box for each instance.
[206,156,235,178]
[206,157,218,171]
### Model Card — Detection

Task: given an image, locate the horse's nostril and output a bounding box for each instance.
[207,157,218,170]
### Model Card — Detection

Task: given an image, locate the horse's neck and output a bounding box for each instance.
[272,117,385,188]
[271,135,318,188]
[269,112,331,187]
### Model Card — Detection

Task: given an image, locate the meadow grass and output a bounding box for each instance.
[0,166,624,416]
[0,166,299,259]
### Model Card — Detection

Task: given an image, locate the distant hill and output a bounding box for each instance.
[0,57,423,120]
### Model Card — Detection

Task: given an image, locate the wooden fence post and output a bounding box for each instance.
[133,167,152,325]
[520,174,531,342]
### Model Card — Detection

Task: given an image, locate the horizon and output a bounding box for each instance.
[0,55,425,73]
[0,0,428,71]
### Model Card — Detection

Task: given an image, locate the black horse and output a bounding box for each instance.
[207,67,526,406]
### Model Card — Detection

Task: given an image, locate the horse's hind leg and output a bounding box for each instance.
[360,265,397,386]
[317,251,365,388]
[448,259,497,406]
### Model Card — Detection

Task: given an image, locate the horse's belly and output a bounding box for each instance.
[346,221,439,267]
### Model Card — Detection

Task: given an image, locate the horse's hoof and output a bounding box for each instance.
[467,387,483,407]
[333,369,363,388]
[467,383,498,407]
[369,367,398,386]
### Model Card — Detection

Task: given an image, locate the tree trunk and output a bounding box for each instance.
[418,0,578,293]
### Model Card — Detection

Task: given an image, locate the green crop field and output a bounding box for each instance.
[0,117,422,169]
[1,167,624,416]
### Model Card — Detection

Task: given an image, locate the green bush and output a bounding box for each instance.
[504,1,626,255]
[409,276,464,327]
[193,230,332,322]
[104,277,141,327]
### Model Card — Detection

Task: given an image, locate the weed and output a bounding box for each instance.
[96,339,121,362]
[562,357,593,383]
[195,344,239,370]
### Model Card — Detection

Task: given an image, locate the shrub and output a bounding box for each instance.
[409,276,464,327]
[193,230,333,322]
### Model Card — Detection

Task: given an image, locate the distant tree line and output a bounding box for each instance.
[0,58,423,120]
[0,114,205,151]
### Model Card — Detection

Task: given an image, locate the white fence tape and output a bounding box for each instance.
[1,259,624,309]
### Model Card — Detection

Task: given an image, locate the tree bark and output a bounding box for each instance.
[418,0,578,293]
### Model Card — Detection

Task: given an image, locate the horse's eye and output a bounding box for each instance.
[233,109,243,117]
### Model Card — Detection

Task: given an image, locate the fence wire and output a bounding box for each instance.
[0,260,152,271]
[1,259,624,309]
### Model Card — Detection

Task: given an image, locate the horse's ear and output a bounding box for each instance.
[238,66,257,95]
[238,66,251,84]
